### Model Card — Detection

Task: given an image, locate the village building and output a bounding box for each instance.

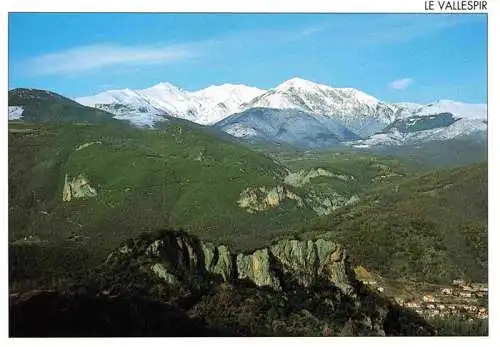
[452,279,466,286]
[459,291,472,298]
[477,311,488,320]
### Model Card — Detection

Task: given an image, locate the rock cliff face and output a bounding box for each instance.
[107,230,356,296]
[98,230,435,336]
[237,185,304,213]
[62,174,97,201]
[11,229,435,337]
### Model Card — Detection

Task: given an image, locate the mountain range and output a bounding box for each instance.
[8,84,488,336]
[10,78,486,150]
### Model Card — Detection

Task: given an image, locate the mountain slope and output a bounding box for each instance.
[75,78,487,149]
[10,118,332,286]
[10,229,435,337]
[375,138,488,171]
[76,83,265,126]
[243,78,396,138]
[415,100,487,120]
[214,107,359,149]
[9,88,120,125]
[350,112,487,148]
[309,162,487,284]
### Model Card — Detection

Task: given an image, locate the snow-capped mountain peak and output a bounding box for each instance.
[275,78,381,107]
[146,82,183,92]
[76,82,266,126]
[192,83,264,103]
[74,78,487,146]
[275,77,326,92]
[337,88,381,107]
[75,88,148,106]
[243,79,394,138]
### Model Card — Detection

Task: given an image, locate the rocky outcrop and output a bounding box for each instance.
[203,244,233,281]
[75,141,102,151]
[237,186,303,213]
[107,230,356,296]
[284,168,354,187]
[40,229,434,337]
[237,183,359,217]
[236,249,281,290]
[62,174,97,202]
[305,191,360,216]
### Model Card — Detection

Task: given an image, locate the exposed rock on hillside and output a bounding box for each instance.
[237,185,304,213]
[62,174,97,202]
[237,183,359,217]
[284,168,353,187]
[75,141,102,151]
[305,191,360,216]
[107,230,356,295]
[97,230,434,336]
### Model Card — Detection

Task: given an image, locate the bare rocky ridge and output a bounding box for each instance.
[237,185,304,213]
[108,230,356,295]
[96,230,435,336]
[9,229,435,336]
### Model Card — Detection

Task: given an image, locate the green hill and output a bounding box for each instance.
[307,162,487,284]
[8,88,121,124]
[9,123,285,274]
[8,88,487,299]
[375,138,487,171]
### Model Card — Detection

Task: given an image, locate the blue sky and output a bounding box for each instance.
[9,13,487,103]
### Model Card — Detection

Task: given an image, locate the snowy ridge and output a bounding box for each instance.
[214,107,359,149]
[244,77,395,138]
[76,83,265,126]
[75,88,150,106]
[75,77,487,146]
[350,118,486,148]
[415,100,487,120]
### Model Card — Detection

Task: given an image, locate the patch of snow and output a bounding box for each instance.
[349,118,486,148]
[416,100,487,120]
[113,112,166,128]
[225,124,258,138]
[8,106,24,120]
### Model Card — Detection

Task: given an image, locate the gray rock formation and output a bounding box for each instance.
[100,230,435,337]
[109,230,356,296]
[62,174,97,201]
